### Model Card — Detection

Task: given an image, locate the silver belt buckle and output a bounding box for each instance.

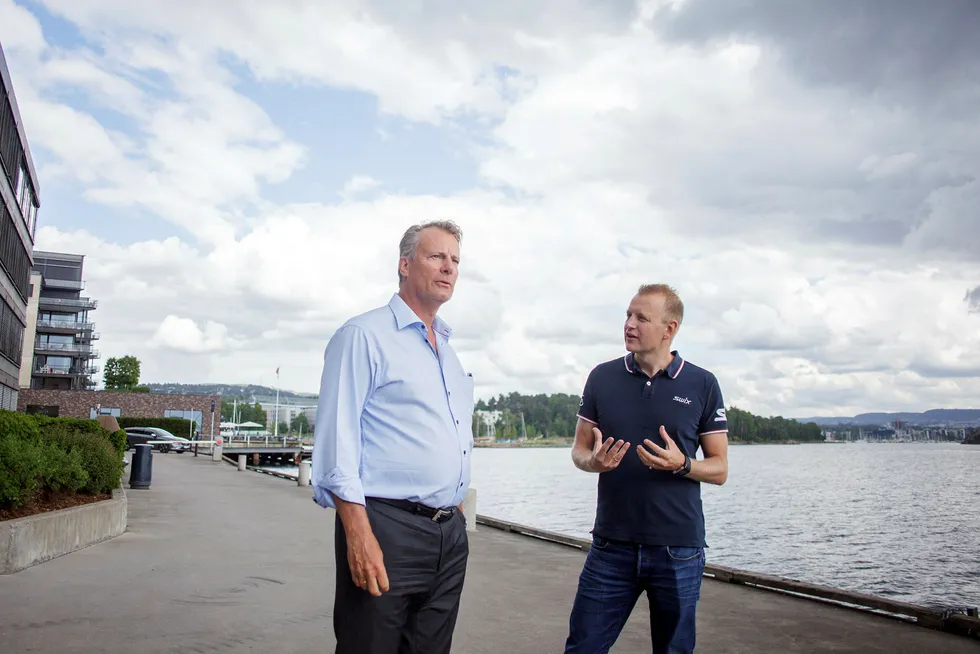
[431,509,448,522]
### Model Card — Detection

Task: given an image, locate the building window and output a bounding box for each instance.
[89,407,121,418]
[165,409,203,436]
[0,384,17,410]
[25,404,59,417]
[0,297,25,365]
[0,201,32,300]
[15,164,24,205]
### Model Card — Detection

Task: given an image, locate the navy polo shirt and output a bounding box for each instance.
[577,351,727,548]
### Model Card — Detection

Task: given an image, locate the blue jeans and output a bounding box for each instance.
[564,536,706,654]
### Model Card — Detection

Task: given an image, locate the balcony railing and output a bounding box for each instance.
[33,363,99,377]
[33,341,100,357]
[42,278,85,291]
[35,319,95,332]
[37,297,98,310]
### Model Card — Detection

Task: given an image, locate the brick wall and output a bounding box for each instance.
[17,389,220,437]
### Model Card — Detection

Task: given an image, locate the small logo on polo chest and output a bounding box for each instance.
[673,396,691,405]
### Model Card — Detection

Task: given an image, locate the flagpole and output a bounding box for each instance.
[273,366,280,448]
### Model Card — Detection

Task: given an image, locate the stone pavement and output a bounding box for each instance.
[0,454,976,653]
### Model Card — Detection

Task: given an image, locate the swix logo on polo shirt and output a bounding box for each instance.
[673,396,692,405]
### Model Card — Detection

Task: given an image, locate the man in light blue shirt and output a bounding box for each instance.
[311,220,474,654]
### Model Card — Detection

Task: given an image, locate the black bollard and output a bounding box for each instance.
[129,444,153,489]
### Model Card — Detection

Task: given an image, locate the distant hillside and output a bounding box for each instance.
[146,382,317,402]
[800,409,980,427]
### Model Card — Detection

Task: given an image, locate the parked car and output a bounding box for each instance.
[123,427,191,454]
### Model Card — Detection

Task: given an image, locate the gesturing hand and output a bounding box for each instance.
[346,529,390,597]
[589,426,630,473]
[637,425,686,471]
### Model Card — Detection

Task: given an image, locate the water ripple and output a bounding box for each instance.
[470,443,980,610]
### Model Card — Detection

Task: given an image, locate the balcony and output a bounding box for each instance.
[37,297,98,311]
[42,278,85,291]
[33,341,100,358]
[33,363,99,377]
[35,319,96,334]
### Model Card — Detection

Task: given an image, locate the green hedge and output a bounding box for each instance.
[116,416,196,437]
[0,411,125,510]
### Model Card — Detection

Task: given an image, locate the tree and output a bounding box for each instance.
[291,413,310,434]
[103,355,141,390]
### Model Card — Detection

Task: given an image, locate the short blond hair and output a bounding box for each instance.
[637,284,684,325]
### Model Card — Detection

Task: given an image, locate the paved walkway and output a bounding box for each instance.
[0,455,976,653]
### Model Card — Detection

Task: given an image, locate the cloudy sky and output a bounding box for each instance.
[2,0,978,418]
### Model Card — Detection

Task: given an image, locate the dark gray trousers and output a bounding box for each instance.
[334,498,469,654]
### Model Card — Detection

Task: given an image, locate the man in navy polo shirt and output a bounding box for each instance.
[564,283,729,654]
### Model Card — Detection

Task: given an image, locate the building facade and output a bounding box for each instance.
[17,389,220,438]
[21,251,99,390]
[0,42,40,410]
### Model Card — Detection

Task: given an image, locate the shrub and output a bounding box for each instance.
[29,414,124,459]
[0,432,45,507]
[39,444,89,494]
[0,411,123,511]
[0,410,41,441]
[108,429,127,457]
[38,423,123,495]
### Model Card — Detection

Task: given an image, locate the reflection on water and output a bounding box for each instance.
[268,443,980,609]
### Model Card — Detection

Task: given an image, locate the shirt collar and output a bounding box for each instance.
[388,293,453,338]
[624,351,685,379]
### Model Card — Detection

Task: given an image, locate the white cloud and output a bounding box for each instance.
[4,0,979,418]
[151,316,243,354]
[340,175,382,201]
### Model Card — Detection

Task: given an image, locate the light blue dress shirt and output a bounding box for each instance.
[311,293,475,510]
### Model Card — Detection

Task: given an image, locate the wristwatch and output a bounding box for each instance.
[673,455,691,477]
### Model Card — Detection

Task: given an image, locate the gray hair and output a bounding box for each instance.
[397,220,463,283]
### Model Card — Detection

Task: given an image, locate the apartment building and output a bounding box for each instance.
[20,251,99,390]
[0,42,40,409]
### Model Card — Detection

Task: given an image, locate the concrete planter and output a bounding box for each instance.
[0,485,128,574]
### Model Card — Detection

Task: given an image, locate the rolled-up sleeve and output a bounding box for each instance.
[311,325,374,509]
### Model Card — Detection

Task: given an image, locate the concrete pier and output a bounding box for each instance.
[0,455,975,653]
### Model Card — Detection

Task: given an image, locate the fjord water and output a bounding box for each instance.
[470,442,979,610]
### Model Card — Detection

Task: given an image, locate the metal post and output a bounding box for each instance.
[462,488,477,532]
[274,387,280,447]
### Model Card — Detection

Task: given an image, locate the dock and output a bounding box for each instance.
[216,443,311,466]
[0,455,976,653]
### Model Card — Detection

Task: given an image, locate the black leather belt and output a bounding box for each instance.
[370,497,457,523]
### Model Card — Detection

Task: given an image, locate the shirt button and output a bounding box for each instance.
[646,381,651,386]
[456,420,459,425]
